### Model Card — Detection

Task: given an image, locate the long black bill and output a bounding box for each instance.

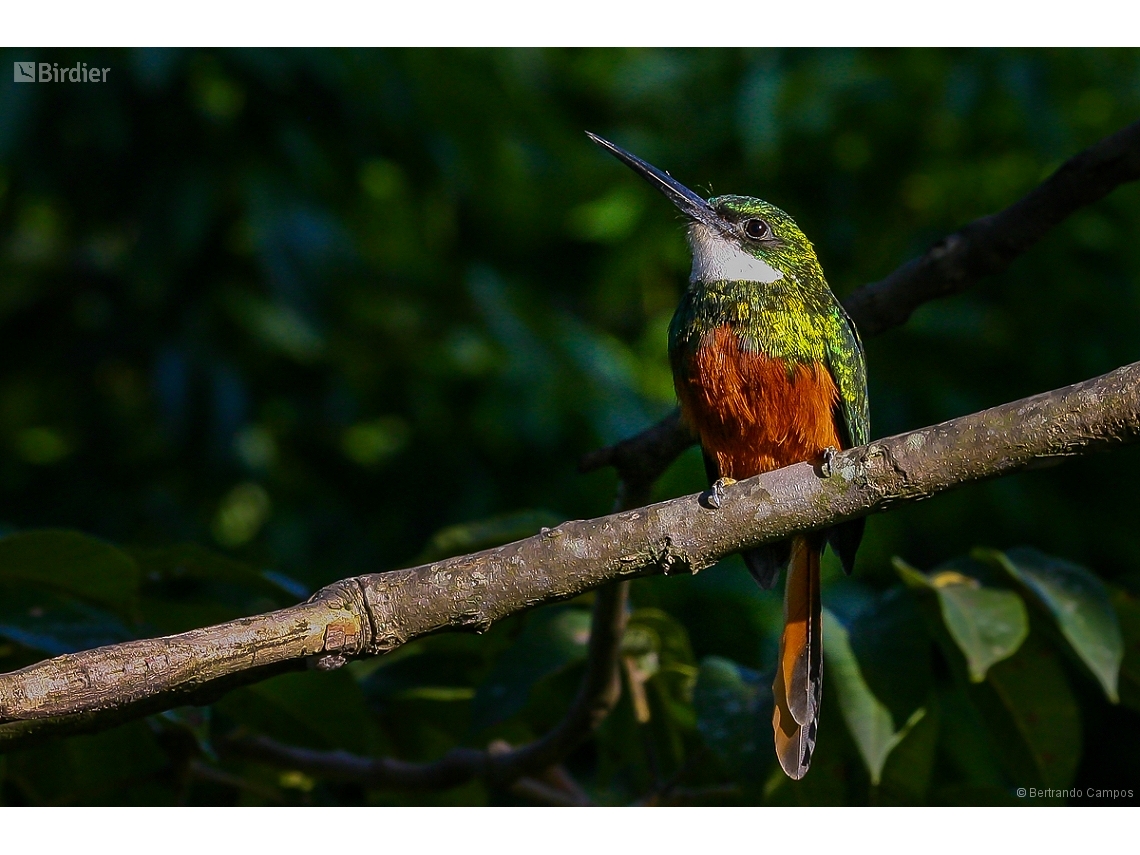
[586,132,718,228]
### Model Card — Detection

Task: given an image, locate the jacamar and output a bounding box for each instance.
[589,133,869,779]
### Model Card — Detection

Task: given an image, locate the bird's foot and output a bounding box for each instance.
[821,446,838,477]
[707,477,737,509]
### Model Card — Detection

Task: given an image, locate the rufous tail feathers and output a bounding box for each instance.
[772,535,822,780]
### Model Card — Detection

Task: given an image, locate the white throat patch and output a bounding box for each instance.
[688,223,784,284]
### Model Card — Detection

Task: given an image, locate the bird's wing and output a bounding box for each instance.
[825,303,869,449]
[823,304,870,576]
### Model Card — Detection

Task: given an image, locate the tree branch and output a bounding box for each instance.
[4,360,1139,756]
[846,118,1140,338]
[580,119,1140,487]
[222,580,629,791]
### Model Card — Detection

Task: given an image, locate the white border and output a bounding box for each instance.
[0,806,1130,855]
[0,1,1131,48]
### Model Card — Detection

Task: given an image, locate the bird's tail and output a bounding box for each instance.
[772,534,823,780]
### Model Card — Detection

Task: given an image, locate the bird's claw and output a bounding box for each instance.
[707,477,737,510]
[822,446,838,477]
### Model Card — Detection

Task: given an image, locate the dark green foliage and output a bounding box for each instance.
[468,605,590,732]
[1,48,1139,805]
[693,656,773,789]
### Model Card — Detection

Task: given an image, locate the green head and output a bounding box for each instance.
[587,133,825,288]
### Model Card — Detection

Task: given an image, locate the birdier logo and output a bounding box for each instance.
[13,62,109,83]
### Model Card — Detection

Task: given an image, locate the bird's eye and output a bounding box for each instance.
[743,218,770,240]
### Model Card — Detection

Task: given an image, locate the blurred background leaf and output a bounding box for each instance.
[469,605,591,733]
[692,655,772,788]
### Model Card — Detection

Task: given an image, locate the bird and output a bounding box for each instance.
[588,132,869,779]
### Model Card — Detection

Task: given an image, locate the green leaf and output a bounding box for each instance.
[824,609,926,785]
[940,585,1029,682]
[934,679,1008,789]
[979,547,1123,702]
[0,530,139,614]
[838,586,937,802]
[1112,589,1140,713]
[876,697,940,805]
[895,557,1028,681]
[898,558,1076,793]
[469,605,591,733]
[692,656,772,784]
[0,583,134,655]
[848,586,931,724]
[969,631,1082,791]
[132,542,292,596]
[896,555,1078,790]
[216,669,379,754]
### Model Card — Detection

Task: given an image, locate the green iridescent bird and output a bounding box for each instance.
[589,133,869,779]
